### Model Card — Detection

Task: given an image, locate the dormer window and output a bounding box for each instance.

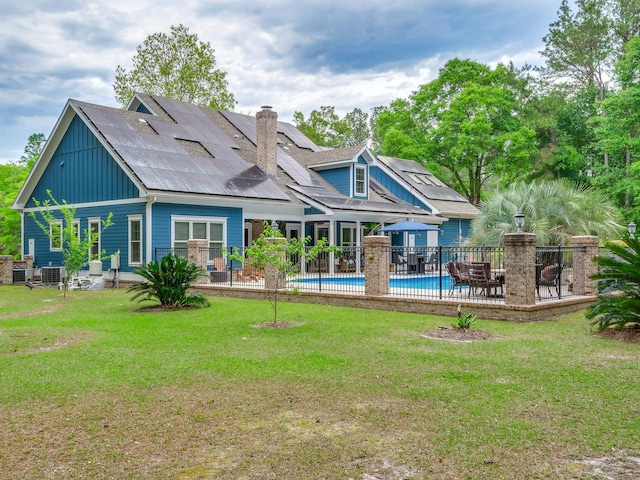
[354,165,366,196]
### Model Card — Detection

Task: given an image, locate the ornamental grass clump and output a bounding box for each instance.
[128,253,209,309]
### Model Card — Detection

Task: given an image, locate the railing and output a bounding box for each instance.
[152,244,590,305]
[287,247,365,296]
[535,246,584,302]
[386,245,505,303]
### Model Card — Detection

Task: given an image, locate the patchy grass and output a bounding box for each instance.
[0,286,639,479]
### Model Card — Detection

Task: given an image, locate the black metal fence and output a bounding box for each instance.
[152,244,587,304]
[535,246,584,302]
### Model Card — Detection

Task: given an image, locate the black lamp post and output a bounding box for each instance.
[514,212,525,233]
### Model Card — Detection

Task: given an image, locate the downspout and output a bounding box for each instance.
[145,196,156,263]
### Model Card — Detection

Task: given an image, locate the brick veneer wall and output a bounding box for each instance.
[504,233,537,307]
[363,235,390,296]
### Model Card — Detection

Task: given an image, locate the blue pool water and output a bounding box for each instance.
[293,275,454,290]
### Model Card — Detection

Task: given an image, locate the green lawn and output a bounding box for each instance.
[1,286,638,479]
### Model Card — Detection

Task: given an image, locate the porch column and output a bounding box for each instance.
[187,239,209,283]
[504,233,537,306]
[363,235,390,296]
[570,236,599,296]
[329,220,336,274]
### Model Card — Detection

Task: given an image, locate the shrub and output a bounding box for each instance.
[586,236,640,331]
[453,307,477,330]
[128,253,209,309]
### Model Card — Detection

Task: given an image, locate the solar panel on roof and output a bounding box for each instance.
[78,99,289,200]
[150,95,239,149]
[278,122,320,151]
[220,110,257,144]
[277,150,324,187]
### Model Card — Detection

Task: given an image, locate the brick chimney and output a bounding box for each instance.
[256,105,278,177]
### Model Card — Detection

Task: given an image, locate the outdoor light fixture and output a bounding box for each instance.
[271,220,279,230]
[514,211,525,233]
[629,221,637,239]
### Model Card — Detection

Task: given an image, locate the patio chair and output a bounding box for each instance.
[426,252,439,271]
[536,264,560,300]
[339,258,357,272]
[392,253,407,273]
[407,253,424,274]
[467,262,502,298]
[446,261,468,295]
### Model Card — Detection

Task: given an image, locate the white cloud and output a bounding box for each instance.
[0,0,561,163]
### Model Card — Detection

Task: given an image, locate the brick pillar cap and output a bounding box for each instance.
[570,235,599,246]
[504,233,537,245]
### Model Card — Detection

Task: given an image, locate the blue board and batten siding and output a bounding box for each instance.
[151,203,243,251]
[316,166,350,196]
[27,116,139,207]
[23,202,146,271]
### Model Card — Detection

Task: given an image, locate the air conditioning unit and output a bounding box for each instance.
[13,269,32,284]
[41,266,66,284]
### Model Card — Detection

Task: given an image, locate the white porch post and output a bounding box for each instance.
[329,220,336,274]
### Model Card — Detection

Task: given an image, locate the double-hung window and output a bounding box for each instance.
[172,216,226,262]
[128,215,142,265]
[354,165,366,197]
[50,220,63,251]
[89,218,101,260]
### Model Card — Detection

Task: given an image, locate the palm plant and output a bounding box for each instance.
[586,236,640,331]
[128,253,209,309]
[467,180,624,246]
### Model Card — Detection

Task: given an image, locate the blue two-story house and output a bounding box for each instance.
[13,93,478,279]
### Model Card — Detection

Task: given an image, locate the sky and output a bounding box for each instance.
[0,0,564,164]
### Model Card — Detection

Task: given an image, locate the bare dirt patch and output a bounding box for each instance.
[566,450,640,479]
[0,328,94,356]
[419,326,498,342]
[595,325,640,343]
[251,320,302,329]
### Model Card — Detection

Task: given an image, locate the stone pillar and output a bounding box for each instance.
[504,233,537,306]
[187,239,209,281]
[24,255,34,270]
[265,237,286,291]
[256,106,278,176]
[570,236,599,296]
[363,235,390,296]
[0,255,13,285]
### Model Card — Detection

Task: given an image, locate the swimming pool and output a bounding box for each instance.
[292,275,455,290]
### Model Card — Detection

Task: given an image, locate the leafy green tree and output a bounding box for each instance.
[30,191,113,284]
[0,134,45,257]
[467,180,624,246]
[377,59,537,206]
[226,222,337,325]
[593,36,640,216]
[586,235,640,331]
[128,253,209,309]
[293,106,370,148]
[541,0,612,101]
[113,24,236,110]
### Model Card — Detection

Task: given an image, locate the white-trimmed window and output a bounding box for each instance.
[354,165,366,196]
[171,216,226,262]
[128,215,142,265]
[50,220,63,251]
[88,218,101,260]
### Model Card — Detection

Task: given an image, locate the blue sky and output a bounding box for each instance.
[0,0,563,163]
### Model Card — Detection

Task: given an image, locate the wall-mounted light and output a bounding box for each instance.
[514,211,525,233]
[59,161,65,167]
[629,221,636,239]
